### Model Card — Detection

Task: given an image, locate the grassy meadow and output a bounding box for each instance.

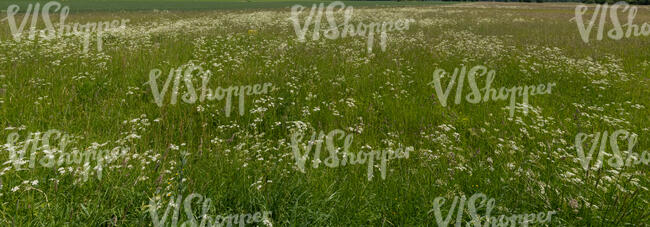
[0,0,454,12]
[0,1,649,226]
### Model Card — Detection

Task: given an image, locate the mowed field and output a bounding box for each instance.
[0,1,649,226]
